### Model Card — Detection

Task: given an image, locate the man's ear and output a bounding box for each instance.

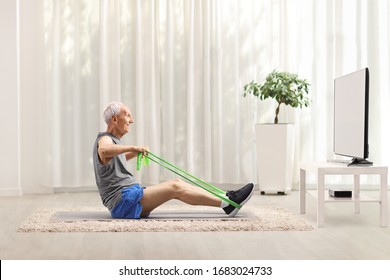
[112,115,118,123]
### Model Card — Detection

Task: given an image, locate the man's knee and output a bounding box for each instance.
[171,178,184,187]
[169,179,185,198]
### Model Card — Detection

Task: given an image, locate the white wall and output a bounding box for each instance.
[0,0,22,196]
[19,0,50,194]
[0,0,51,196]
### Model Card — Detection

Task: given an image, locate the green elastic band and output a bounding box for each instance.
[137,152,150,171]
[147,152,225,195]
[137,151,241,209]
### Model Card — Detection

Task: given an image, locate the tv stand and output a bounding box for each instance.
[327,158,373,166]
[348,158,373,166]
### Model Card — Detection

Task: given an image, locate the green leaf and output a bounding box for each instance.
[242,70,311,121]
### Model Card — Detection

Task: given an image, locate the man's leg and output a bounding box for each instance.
[140,178,221,217]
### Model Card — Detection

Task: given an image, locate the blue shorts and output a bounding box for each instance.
[111,184,144,219]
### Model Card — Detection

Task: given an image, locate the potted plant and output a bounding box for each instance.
[243,70,310,194]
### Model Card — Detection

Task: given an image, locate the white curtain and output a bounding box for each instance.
[20,0,390,192]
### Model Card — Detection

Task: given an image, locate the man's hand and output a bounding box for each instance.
[125,145,149,161]
[98,135,149,164]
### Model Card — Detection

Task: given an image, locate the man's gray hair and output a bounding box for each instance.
[103,102,123,124]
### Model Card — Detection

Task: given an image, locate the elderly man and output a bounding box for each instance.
[93,102,254,219]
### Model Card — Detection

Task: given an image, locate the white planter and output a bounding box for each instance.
[255,123,295,194]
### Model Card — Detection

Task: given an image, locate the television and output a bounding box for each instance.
[333,67,372,166]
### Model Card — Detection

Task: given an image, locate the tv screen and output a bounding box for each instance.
[333,67,372,166]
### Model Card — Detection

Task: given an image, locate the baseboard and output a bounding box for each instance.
[22,185,54,195]
[53,186,98,193]
[0,188,23,196]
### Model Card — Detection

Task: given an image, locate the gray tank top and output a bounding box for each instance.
[93,132,137,210]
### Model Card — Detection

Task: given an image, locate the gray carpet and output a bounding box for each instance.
[50,209,256,221]
[18,205,313,232]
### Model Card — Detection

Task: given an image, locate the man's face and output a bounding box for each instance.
[115,105,134,134]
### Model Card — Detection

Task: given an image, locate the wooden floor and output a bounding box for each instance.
[1,189,390,260]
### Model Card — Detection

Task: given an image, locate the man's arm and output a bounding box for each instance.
[124,150,139,161]
[97,136,147,165]
[125,144,149,161]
